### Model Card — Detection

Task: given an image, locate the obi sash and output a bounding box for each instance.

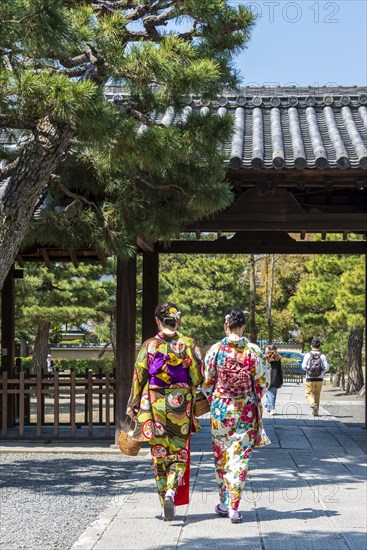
[215,352,255,397]
[148,351,190,387]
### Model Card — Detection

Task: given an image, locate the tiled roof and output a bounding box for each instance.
[107,85,367,171]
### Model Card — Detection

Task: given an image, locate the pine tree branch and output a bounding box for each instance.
[0,158,20,181]
[0,114,36,130]
[59,54,89,69]
[57,181,99,211]
[0,0,60,25]
[125,108,163,127]
[135,173,187,196]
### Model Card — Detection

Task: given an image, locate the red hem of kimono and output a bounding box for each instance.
[174,438,190,506]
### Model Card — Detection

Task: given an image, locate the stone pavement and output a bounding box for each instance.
[72,383,367,550]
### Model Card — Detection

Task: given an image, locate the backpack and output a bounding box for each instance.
[307,352,323,378]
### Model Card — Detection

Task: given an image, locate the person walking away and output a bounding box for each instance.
[203,307,270,523]
[302,338,330,416]
[126,302,202,521]
[264,344,283,415]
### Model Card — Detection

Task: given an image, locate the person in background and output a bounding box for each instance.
[126,302,202,521]
[264,344,283,416]
[302,338,330,416]
[203,307,270,524]
[47,354,54,374]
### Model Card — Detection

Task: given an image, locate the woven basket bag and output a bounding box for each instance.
[194,391,210,417]
[118,418,141,456]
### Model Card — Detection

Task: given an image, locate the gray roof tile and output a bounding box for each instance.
[107,86,367,171]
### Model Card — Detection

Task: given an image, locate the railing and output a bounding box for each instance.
[0,369,116,439]
[282,362,304,384]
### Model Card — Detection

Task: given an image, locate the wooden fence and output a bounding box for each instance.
[0,370,116,439]
[282,362,304,384]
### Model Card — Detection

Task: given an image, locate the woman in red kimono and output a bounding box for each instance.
[126,302,202,521]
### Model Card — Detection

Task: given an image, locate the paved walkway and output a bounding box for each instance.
[72,383,367,550]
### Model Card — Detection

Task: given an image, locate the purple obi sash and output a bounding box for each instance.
[148,351,189,387]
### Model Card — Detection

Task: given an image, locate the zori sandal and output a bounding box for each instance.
[215,503,229,517]
[229,510,243,523]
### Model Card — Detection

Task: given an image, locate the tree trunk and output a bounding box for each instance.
[248,254,257,343]
[346,327,364,394]
[32,321,51,372]
[332,371,340,387]
[0,117,71,290]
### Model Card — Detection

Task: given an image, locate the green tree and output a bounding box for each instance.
[16,261,115,371]
[159,253,249,346]
[0,0,255,290]
[289,252,365,393]
[256,254,309,344]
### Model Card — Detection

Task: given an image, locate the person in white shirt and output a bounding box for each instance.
[302,338,330,416]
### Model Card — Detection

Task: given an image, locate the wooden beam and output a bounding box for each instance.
[157,238,366,255]
[184,214,367,233]
[97,249,107,268]
[41,248,52,268]
[142,252,159,342]
[16,256,24,268]
[69,250,79,268]
[137,235,155,253]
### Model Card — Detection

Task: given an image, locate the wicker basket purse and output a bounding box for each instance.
[194,390,210,417]
[118,417,141,456]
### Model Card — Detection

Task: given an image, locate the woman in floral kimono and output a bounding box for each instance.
[126,302,202,521]
[203,308,270,523]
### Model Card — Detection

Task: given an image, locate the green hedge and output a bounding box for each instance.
[19,356,114,374]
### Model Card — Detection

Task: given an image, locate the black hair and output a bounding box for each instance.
[154,302,180,328]
[224,307,246,330]
[311,337,321,348]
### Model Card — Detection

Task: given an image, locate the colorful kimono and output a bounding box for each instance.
[203,336,270,511]
[127,331,202,507]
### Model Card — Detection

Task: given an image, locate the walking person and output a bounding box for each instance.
[202,308,270,523]
[126,302,202,521]
[264,344,283,416]
[302,338,330,416]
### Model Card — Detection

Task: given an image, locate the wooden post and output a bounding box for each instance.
[1,267,15,426]
[365,250,367,428]
[142,251,159,342]
[36,371,42,437]
[115,256,137,444]
[105,372,110,439]
[53,371,59,438]
[2,372,8,437]
[19,372,25,438]
[70,370,76,438]
[88,370,93,438]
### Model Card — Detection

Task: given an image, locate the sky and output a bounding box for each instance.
[231,0,367,87]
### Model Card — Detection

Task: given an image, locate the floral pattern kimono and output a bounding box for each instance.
[126,332,202,507]
[203,336,270,511]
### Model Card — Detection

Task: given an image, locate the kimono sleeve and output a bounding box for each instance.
[250,347,270,401]
[202,343,221,398]
[126,343,150,416]
[187,341,203,387]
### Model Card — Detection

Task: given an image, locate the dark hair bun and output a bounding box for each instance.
[154,302,181,328]
[224,307,246,329]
